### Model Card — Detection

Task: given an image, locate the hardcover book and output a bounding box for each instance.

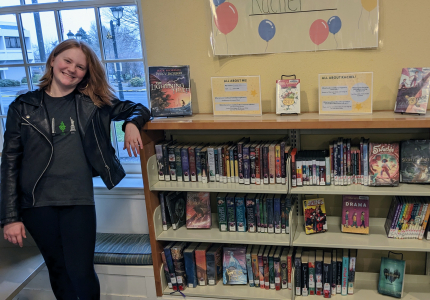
[341,195,370,234]
[217,193,228,232]
[303,198,327,234]
[309,250,316,295]
[246,246,254,287]
[181,145,190,182]
[341,249,349,296]
[301,251,309,296]
[226,193,236,232]
[164,242,178,291]
[206,244,223,286]
[223,246,248,285]
[149,65,191,117]
[394,68,430,114]
[263,246,271,290]
[165,192,186,230]
[235,193,247,232]
[281,247,288,289]
[369,143,400,186]
[276,79,301,114]
[171,242,188,290]
[348,249,357,295]
[186,192,211,229]
[258,246,265,289]
[252,245,260,287]
[246,194,256,233]
[315,250,323,295]
[159,191,171,231]
[295,247,302,295]
[161,251,173,289]
[378,257,406,298]
[266,194,274,233]
[323,251,332,298]
[195,243,212,286]
[184,242,199,288]
[269,246,276,289]
[400,140,430,183]
[274,247,282,291]
[274,194,281,234]
[175,145,183,182]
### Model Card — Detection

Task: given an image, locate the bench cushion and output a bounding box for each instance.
[94,233,152,265]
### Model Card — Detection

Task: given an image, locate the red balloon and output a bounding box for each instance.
[309,19,329,46]
[214,2,238,35]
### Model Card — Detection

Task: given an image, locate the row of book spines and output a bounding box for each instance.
[156,138,291,185]
[217,192,294,233]
[295,248,357,298]
[250,245,293,291]
[384,196,430,240]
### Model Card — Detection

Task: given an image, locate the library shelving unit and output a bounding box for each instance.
[140,112,430,299]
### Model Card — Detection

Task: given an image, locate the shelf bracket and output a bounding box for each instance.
[288,129,300,150]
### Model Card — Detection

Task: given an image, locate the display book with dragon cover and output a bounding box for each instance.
[303,198,327,235]
[368,143,400,187]
[186,192,211,228]
[378,255,406,298]
[400,140,430,183]
[394,68,430,115]
[149,65,191,117]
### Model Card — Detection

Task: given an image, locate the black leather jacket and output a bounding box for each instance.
[0,89,151,227]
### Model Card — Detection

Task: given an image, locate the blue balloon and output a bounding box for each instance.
[327,16,342,35]
[258,19,276,42]
[213,0,225,6]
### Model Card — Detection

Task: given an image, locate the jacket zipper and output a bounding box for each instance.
[21,117,54,206]
[92,119,114,187]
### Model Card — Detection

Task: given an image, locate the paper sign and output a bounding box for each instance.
[211,76,262,116]
[319,72,373,115]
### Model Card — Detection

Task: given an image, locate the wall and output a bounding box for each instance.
[141,0,430,113]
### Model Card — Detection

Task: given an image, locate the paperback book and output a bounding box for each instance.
[378,256,406,298]
[165,192,186,230]
[303,198,327,234]
[341,195,370,234]
[400,140,430,183]
[149,65,192,117]
[186,192,211,229]
[394,68,430,114]
[369,143,400,186]
[276,79,301,114]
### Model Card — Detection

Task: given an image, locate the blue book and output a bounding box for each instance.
[246,246,254,287]
[164,242,179,291]
[223,246,248,285]
[266,194,274,233]
[273,194,281,234]
[181,145,190,182]
[206,244,223,285]
[175,145,183,182]
[246,194,256,233]
[184,242,199,288]
[378,256,405,298]
[226,193,236,232]
[217,193,228,232]
[235,193,247,232]
[341,249,349,295]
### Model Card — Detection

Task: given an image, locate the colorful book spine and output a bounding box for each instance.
[301,251,309,296]
[195,145,202,182]
[266,194,274,233]
[274,247,282,291]
[269,247,276,290]
[255,144,261,185]
[184,243,199,288]
[234,146,239,182]
[164,242,178,291]
[269,143,276,184]
[200,147,208,183]
[275,143,282,184]
[214,147,219,182]
[174,146,183,182]
[235,194,247,232]
[315,250,323,296]
[218,145,224,183]
[281,141,286,185]
[363,140,369,186]
[246,194,256,233]
[206,244,222,286]
[281,247,288,289]
[162,142,171,182]
[252,246,260,287]
[250,144,256,184]
[243,144,251,185]
[309,251,316,295]
[171,242,187,290]
[341,249,349,296]
[181,146,190,182]
[161,251,173,289]
[229,146,235,183]
[226,193,236,232]
[291,148,297,187]
[188,146,197,182]
[348,249,356,295]
[168,145,176,181]
[238,141,244,184]
[281,197,286,234]
[256,194,261,233]
[258,246,265,289]
[263,144,269,184]
[225,146,231,183]
[217,193,228,232]
[287,248,293,290]
[195,243,211,286]
[323,251,332,298]
[331,249,337,295]
[207,146,216,182]
[155,144,164,180]
[295,248,302,296]
[246,246,254,287]
[263,247,271,290]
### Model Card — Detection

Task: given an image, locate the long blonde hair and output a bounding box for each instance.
[38,39,115,107]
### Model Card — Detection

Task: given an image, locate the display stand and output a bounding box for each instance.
[140,111,430,298]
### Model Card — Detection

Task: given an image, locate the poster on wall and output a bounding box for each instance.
[210,0,379,56]
[211,76,262,116]
[318,72,373,115]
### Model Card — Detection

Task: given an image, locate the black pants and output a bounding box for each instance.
[22,206,100,300]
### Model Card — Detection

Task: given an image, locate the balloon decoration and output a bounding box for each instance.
[214,2,239,35]
[258,19,276,42]
[309,19,329,46]
[327,16,342,35]
[361,0,377,12]
[212,0,225,7]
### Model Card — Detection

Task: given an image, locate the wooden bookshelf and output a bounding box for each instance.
[139,112,430,298]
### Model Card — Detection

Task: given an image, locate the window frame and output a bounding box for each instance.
[0,0,150,174]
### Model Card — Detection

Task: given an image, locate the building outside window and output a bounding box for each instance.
[0,0,149,173]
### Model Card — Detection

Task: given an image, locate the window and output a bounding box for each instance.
[5,37,21,48]
[0,0,149,173]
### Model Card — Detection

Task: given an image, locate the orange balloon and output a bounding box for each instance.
[361,0,377,12]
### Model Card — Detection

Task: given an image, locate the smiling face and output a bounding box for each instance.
[50,47,88,93]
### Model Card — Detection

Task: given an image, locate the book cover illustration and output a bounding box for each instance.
[165,192,186,230]
[378,257,406,299]
[394,68,430,114]
[341,195,370,234]
[223,247,248,285]
[149,65,192,117]
[303,198,327,235]
[186,192,211,229]
[400,140,430,183]
[171,242,188,290]
[369,143,400,186]
[276,79,301,114]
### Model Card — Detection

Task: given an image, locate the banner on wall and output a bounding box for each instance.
[210,0,379,56]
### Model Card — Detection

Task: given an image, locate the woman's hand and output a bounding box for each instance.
[3,222,26,247]
[123,123,143,157]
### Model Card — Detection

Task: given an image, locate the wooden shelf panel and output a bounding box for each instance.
[154,206,293,246]
[144,112,430,130]
[294,217,430,252]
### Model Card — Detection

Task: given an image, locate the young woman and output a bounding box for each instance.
[0,39,151,299]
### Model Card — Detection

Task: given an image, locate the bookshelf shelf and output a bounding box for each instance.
[153,205,298,246]
[302,272,430,300]
[148,154,430,196]
[293,217,430,252]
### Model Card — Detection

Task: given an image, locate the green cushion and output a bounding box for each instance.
[94,233,152,265]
